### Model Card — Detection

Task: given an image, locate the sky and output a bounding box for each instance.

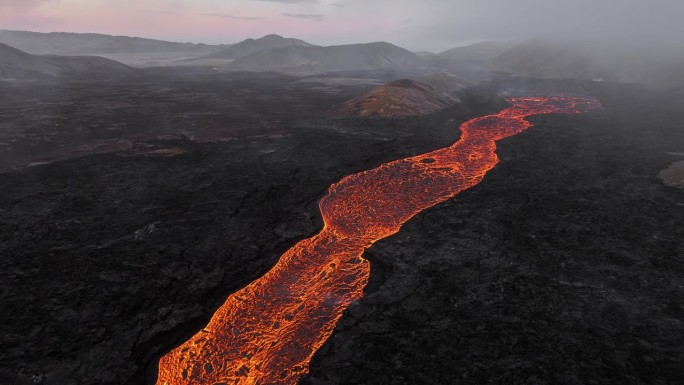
[1,0,683,52]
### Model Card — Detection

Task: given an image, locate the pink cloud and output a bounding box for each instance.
[0,0,400,47]
[3,0,60,11]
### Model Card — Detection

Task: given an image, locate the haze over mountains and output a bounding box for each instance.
[0,29,223,55]
[437,41,516,64]
[0,43,129,80]
[493,41,606,80]
[228,42,426,74]
[202,34,314,60]
[1,29,683,90]
[489,40,684,89]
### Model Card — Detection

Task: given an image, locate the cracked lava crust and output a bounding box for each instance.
[156,96,601,385]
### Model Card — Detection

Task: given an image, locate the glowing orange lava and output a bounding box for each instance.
[156,96,601,385]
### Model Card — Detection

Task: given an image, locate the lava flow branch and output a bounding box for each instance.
[156,96,601,385]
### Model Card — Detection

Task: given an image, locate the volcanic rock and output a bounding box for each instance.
[329,72,471,117]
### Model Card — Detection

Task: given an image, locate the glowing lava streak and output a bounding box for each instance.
[157,96,600,385]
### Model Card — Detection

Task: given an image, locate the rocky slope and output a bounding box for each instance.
[330,72,471,117]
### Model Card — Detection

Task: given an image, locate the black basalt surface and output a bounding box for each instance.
[302,82,684,384]
[1,74,682,385]
[0,71,503,385]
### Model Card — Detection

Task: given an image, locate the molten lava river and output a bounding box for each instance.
[157,96,600,384]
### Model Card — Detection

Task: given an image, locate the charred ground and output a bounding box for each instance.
[0,72,682,385]
[305,81,684,384]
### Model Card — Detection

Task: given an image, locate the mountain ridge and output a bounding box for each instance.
[0,29,225,55]
[201,34,315,60]
[0,43,130,80]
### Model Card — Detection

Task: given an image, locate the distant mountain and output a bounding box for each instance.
[0,29,224,55]
[422,41,517,82]
[329,72,470,117]
[492,41,611,81]
[488,40,684,89]
[0,43,130,80]
[202,34,315,59]
[438,41,516,62]
[229,42,426,74]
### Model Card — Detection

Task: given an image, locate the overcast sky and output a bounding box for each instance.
[1,0,683,52]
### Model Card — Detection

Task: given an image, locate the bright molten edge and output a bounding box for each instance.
[157,96,601,385]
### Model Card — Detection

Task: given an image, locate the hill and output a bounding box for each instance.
[329,72,470,117]
[438,41,515,62]
[202,34,314,59]
[0,43,130,80]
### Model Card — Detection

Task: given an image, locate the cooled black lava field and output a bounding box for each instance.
[0,71,682,385]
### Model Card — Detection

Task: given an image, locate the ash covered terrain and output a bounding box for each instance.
[304,81,684,385]
[0,29,683,385]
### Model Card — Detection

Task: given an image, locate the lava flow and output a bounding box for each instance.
[156,96,600,385]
